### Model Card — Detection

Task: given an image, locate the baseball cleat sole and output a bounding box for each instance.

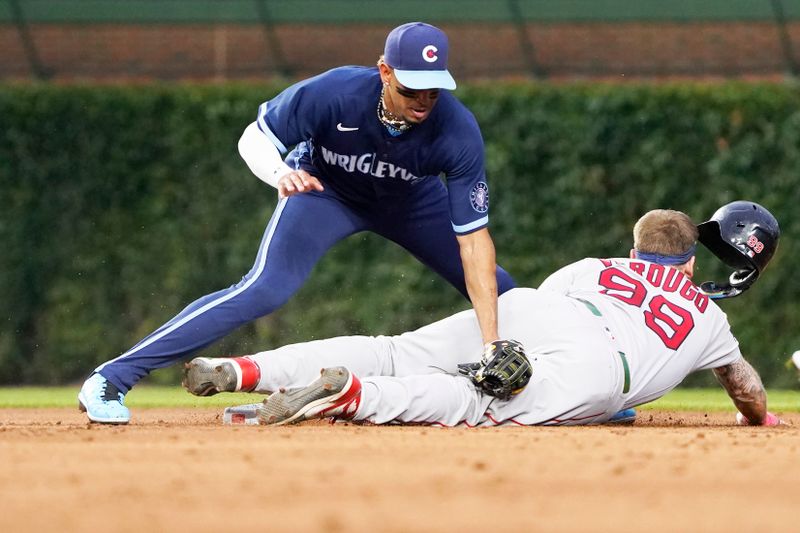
[182,357,239,396]
[77,397,130,424]
[257,367,361,426]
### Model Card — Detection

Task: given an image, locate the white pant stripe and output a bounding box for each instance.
[95,198,288,372]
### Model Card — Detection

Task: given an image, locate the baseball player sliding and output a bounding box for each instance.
[79,22,518,424]
[185,202,785,427]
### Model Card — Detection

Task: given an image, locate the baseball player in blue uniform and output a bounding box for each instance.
[79,22,517,423]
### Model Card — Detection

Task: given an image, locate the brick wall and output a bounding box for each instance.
[2,22,798,81]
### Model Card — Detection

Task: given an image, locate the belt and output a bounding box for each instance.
[573,297,630,394]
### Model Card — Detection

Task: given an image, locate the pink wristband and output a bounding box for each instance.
[763,412,781,426]
[736,411,781,426]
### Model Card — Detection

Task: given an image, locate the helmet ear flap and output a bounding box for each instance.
[699,268,758,300]
[730,267,759,290]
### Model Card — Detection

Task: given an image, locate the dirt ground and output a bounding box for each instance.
[0,408,797,533]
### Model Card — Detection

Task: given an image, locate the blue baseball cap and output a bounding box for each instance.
[384,22,456,90]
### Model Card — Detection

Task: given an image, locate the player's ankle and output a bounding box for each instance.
[232,356,261,392]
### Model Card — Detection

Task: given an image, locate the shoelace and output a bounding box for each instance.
[101,380,123,402]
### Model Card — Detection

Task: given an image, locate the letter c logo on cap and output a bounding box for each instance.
[422,45,438,63]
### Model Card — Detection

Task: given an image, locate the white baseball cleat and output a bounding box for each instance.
[78,373,130,424]
[257,367,362,426]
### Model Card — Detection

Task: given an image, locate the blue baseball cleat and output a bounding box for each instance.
[607,408,637,425]
[78,373,131,424]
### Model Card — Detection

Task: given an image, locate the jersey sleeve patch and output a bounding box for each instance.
[470,181,489,213]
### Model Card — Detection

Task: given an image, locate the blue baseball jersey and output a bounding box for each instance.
[256,66,490,234]
[89,68,518,398]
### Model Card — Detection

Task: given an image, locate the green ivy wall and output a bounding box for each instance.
[1,83,798,386]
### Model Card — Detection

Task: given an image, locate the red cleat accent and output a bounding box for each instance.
[233,356,261,392]
[319,373,362,420]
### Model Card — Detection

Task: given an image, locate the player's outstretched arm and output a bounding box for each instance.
[713,358,782,426]
[456,228,499,344]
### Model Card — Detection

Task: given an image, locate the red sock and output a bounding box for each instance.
[233,356,261,392]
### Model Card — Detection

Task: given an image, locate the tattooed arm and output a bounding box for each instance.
[712,357,768,425]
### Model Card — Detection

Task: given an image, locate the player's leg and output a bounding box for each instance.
[186,303,485,395]
[79,190,367,423]
[258,366,491,427]
[185,335,398,396]
[372,179,516,298]
[357,372,491,426]
[188,288,560,397]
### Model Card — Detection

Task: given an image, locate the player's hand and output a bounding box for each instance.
[277,170,324,198]
[735,411,788,426]
[457,340,532,400]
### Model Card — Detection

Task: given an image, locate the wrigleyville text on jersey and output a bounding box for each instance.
[319,146,423,183]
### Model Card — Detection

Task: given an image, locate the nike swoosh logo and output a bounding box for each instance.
[337,123,359,132]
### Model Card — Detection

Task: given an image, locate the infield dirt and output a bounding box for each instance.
[0,407,797,532]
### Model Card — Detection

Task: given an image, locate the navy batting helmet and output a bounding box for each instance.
[697,200,780,299]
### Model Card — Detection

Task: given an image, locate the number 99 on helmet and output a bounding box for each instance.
[697,200,780,299]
